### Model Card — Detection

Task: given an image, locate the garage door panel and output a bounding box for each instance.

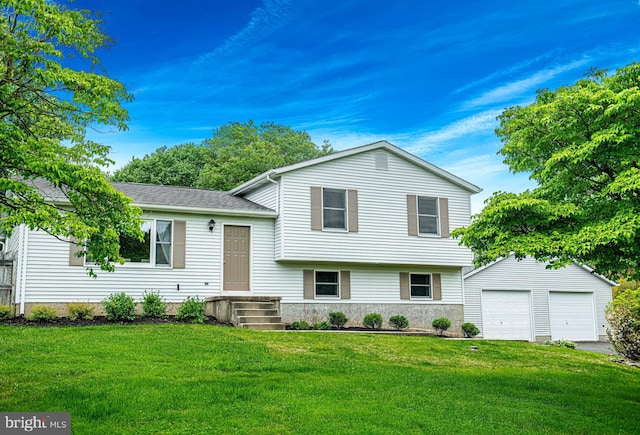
[482,290,532,340]
[549,292,596,341]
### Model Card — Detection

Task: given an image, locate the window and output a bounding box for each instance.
[323,188,347,230]
[411,273,431,298]
[418,196,439,235]
[316,271,339,297]
[119,220,172,267]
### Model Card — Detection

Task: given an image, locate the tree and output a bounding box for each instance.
[113,121,333,190]
[1,0,142,275]
[111,143,207,187]
[606,289,640,360]
[453,63,640,281]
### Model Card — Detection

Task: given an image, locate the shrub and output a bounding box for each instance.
[543,339,576,349]
[102,292,136,321]
[28,305,57,322]
[363,313,383,330]
[432,317,451,336]
[461,322,480,338]
[389,315,409,330]
[142,290,167,318]
[291,320,311,330]
[67,302,94,320]
[176,296,206,324]
[606,289,640,360]
[329,312,348,329]
[0,304,11,319]
[313,320,331,330]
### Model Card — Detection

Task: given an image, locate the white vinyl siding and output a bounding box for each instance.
[464,255,613,341]
[242,181,278,211]
[279,149,473,266]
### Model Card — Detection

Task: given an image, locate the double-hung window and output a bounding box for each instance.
[323,188,347,230]
[410,273,431,298]
[315,271,340,297]
[119,219,173,267]
[417,196,439,235]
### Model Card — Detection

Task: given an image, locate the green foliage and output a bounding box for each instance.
[67,302,94,320]
[111,144,208,187]
[0,304,11,319]
[363,313,383,330]
[453,62,640,281]
[389,315,409,330]
[432,318,451,335]
[461,322,480,338]
[313,320,331,330]
[142,290,167,318]
[114,121,333,191]
[0,0,143,276]
[102,292,136,321]
[176,297,206,324]
[291,320,311,330]
[543,339,577,349]
[606,289,640,360]
[329,311,348,328]
[28,305,57,322]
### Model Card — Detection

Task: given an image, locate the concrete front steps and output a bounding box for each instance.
[205,296,285,330]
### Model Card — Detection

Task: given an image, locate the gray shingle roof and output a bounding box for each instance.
[25,178,274,214]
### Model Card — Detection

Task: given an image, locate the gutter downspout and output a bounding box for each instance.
[265,174,281,260]
[18,225,28,316]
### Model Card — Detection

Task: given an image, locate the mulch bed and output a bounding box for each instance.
[0,315,231,327]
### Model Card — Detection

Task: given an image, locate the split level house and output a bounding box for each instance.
[2,140,614,339]
[4,141,481,332]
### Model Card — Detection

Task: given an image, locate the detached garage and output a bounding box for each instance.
[464,255,616,342]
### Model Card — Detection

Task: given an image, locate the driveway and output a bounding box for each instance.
[575,341,616,355]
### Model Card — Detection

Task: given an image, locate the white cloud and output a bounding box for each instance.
[442,154,506,181]
[462,58,590,109]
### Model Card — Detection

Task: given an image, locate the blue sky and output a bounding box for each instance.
[73,0,640,212]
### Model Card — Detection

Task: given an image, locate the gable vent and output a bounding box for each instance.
[374,152,388,170]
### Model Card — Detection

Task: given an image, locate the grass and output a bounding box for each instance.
[1,325,639,434]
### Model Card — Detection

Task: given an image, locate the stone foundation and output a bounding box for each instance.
[281,303,464,335]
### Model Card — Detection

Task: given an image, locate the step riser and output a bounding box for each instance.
[237,316,282,324]
[233,303,277,310]
[235,309,279,317]
[240,323,286,331]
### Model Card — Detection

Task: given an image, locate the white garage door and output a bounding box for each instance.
[481,290,532,340]
[549,292,596,341]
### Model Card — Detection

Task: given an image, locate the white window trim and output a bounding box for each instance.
[417,195,440,237]
[410,272,433,300]
[322,187,348,232]
[85,219,174,269]
[315,270,341,298]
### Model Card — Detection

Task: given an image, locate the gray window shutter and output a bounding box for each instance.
[69,237,84,266]
[173,220,186,269]
[407,195,418,236]
[347,189,358,233]
[399,272,410,300]
[439,198,449,238]
[310,187,322,230]
[340,270,351,299]
[432,273,442,300]
[303,270,315,299]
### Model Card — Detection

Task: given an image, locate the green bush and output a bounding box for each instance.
[0,304,11,319]
[606,289,640,360]
[432,317,451,336]
[102,292,137,321]
[28,305,57,322]
[543,339,576,349]
[291,320,311,330]
[176,296,206,324]
[329,312,348,328]
[67,302,94,320]
[142,290,167,318]
[461,322,480,338]
[313,320,331,330]
[363,313,383,330]
[389,315,409,330]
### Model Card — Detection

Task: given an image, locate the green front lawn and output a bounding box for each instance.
[1,325,638,434]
